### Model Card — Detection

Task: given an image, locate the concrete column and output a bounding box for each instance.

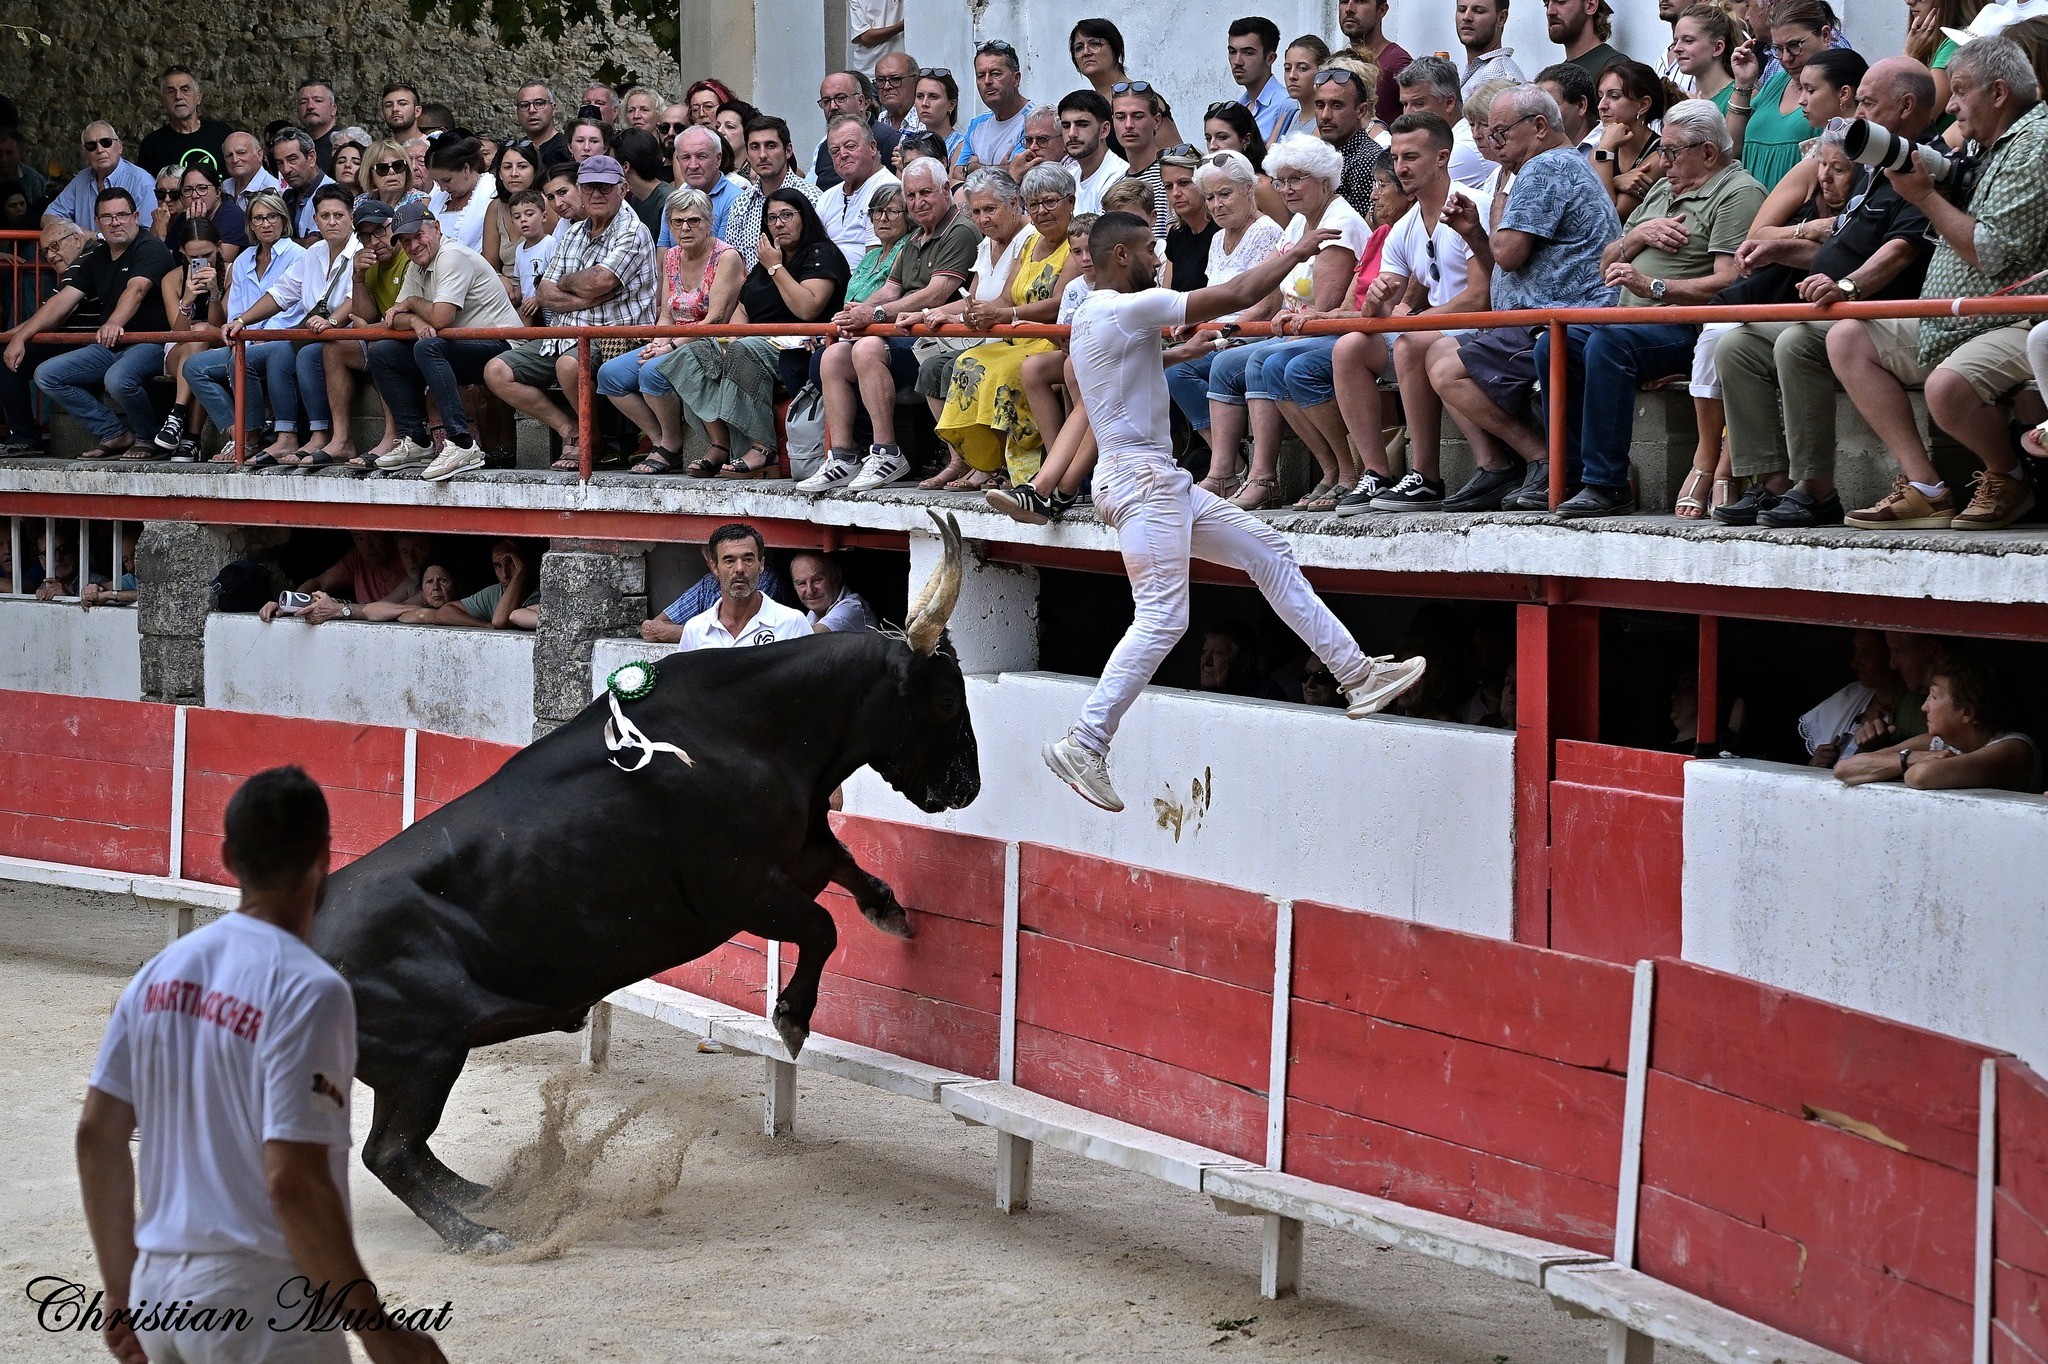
[136,523,283,705]
[532,539,649,740]
[908,528,1039,675]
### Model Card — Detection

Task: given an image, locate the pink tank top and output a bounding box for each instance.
[665,239,734,322]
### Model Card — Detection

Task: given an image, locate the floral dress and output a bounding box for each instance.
[935,230,1070,482]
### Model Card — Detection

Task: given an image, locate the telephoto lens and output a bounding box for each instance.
[1842,117,1963,186]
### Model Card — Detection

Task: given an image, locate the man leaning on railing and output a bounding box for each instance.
[1828,34,2048,531]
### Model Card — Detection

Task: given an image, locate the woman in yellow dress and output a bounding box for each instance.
[935,163,1085,488]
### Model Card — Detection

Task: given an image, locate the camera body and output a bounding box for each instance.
[1842,118,1982,203]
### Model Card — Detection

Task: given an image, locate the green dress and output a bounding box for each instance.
[1929,37,1959,138]
[1740,70,1819,191]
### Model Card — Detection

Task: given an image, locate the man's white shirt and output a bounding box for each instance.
[1068,150,1130,215]
[679,593,811,650]
[818,166,903,267]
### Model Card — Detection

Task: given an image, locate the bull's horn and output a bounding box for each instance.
[906,511,963,655]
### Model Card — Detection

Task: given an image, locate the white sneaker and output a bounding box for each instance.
[1042,731,1123,812]
[376,434,434,470]
[847,444,911,492]
[795,454,859,494]
[1342,655,1428,718]
[421,440,486,482]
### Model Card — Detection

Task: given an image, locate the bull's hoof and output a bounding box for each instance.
[860,902,915,940]
[460,1227,515,1256]
[771,1004,809,1059]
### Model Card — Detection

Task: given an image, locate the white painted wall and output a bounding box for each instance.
[205,614,534,745]
[1684,759,2048,1072]
[0,598,141,700]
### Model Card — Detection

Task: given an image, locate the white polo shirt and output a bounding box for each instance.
[678,593,811,650]
[817,166,902,268]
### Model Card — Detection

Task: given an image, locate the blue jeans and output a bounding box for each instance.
[184,345,277,438]
[294,342,333,431]
[1262,336,1340,407]
[1165,354,1216,429]
[1206,342,1264,406]
[596,348,678,399]
[32,344,164,442]
[368,335,508,442]
[1534,322,1698,490]
[1238,337,1327,404]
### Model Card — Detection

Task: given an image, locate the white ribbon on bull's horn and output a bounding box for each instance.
[602,661,694,772]
[905,511,964,655]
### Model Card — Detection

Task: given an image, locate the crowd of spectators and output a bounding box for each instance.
[6,1,2048,533]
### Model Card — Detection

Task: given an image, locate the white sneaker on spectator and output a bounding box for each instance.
[376,434,434,470]
[1042,730,1123,812]
[1342,655,1428,718]
[795,453,860,494]
[421,439,486,483]
[847,444,911,492]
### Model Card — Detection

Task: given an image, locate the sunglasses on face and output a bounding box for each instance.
[82,136,118,151]
[875,73,908,87]
[657,121,690,134]
[1163,142,1200,157]
[373,160,408,176]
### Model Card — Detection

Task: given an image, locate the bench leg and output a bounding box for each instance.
[582,1000,612,1072]
[764,1057,797,1136]
[1261,1214,1303,1300]
[996,1131,1033,1213]
[1606,1321,1654,1364]
[165,901,194,944]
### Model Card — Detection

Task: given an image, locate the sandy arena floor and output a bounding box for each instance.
[0,882,1691,1363]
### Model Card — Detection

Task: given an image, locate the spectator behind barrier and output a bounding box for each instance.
[1800,628,1907,767]
[963,40,1038,179]
[816,118,904,269]
[729,115,824,270]
[179,192,309,462]
[1831,35,2048,532]
[1310,60,1384,222]
[1337,0,1415,121]
[44,122,159,231]
[663,125,741,246]
[259,531,411,622]
[673,523,809,650]
[1835,650,2043,791]
[1457,0,1526,97]
[512,82,569,167]
[814,70,903,191]
[0,220,91,456]
[790,550,877,632]
[79,522,141,610]
[402,539,538,630]
[1396,55,1495,190]
[139,66,234,175]
[222,130,280,211]
[1230,16,1291,143]
[874,52,924,136]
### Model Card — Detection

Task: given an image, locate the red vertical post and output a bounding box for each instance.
[1696,614,1720,750]
[576,337,594,482]
[1546,320,1567,510]
[1514,597,1601,947]
[230,337,246,464]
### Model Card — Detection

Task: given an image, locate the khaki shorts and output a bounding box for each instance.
[1866,318,2031,404]
[497,339,561,388]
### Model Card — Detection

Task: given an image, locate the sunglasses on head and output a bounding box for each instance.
[917,67,952,80]
[1206,100,1246,118]
[977,40,1017,55]
[82,136,117,150]
[373,159,409,176]
[1111,80,1155,95]
[1314,68,1365,89]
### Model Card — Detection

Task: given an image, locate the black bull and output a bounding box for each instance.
[310,519,975,1251]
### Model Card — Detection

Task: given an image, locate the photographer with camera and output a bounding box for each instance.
[1829,35,2048,531]
[1713,57,1941,527]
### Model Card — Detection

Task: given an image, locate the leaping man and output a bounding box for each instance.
[1042,211,1427,812]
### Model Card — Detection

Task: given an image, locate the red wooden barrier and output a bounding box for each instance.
[1640,960,1994,1363]
[413,732,522,820]
[1284,902,1632,1253]
[1014,845,1273,1162]
[1547,740,1687,963]
[0,690,174,875]
[801,815,1005,1078]
[181,711,405,884]
[1997,1061,2048,1364]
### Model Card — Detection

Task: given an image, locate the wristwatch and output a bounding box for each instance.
[872,304,888,324]
[1649,278,1668,301]
[767,263,783,276]
[1837,277,1860,300]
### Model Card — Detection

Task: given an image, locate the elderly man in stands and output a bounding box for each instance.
[44,123,158,230]
[9,190,179,460]
[138,66,234,173]
[1714,58,1940,528]
[817,118,903,267]
[663,126,741,244]
[814,71,903,191]
[806,156,979,494]
[790,551,876,632]
[484,154,655,473]
[728,115,822,268]
[1531,99,1763,518]
[222,131,278,211]
[1427,85,1621,511]
[1394,56,1493,190]
[0,219,90,456]
[1829,36,2048,531]
[874,52,925,137]
[661,524,810,651]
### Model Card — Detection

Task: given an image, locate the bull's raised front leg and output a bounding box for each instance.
[822,836,915,940]
[744,868,840,1058]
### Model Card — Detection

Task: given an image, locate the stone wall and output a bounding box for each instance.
[0,1,680,172]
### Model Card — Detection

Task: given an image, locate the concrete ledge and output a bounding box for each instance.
[707,1014,978,1104]
[938,1080,1253,1191]
[1544,1262,1858,1364]
[1201,1166,1603,1287]
[602,979,750,1039]
[0,855,236,914]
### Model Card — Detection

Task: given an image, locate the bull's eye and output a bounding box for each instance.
[933,693,961,722]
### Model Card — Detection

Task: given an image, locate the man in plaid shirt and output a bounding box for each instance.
[484,154,656,469]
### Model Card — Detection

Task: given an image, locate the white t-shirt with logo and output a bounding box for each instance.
[678,593,811,650]
[1070,286,1188,465]
[818,167,903,268]
[1380,183,1493,328]
[89,912,356,1260]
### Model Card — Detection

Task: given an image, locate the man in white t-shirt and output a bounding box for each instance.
[675,523,812,650]
[76,767,445,1364]
[1058,90,1127,214]
[1333,112,1493,515]
[846,0,905,78]
[816,116,902,267]
[1041,212,1425,812]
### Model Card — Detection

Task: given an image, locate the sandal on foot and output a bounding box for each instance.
[1674,467,1712,520]
[945,468,997,491]
[920,455,969,489]
[684,442,731,477]
[1198,471,1241,497]
[79,437,134,460]
[1299,482,1348,513]
[1232,475,1280,510]
[1291,479,1335,511]
[549,443,582,472]
[1712,477,1741,513]
[718,444,776,479]
[631,447,679,475]
[301,449,336,468]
